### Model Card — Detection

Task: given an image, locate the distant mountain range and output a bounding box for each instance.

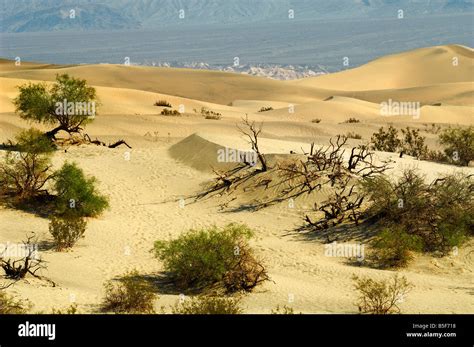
[1,0,473,33]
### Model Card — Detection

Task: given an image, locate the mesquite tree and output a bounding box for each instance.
[14,74,99,140]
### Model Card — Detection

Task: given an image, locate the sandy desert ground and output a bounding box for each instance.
[0,44,473,313]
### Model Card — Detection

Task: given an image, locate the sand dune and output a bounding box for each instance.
[339,82,474,107]
[0,58,62,72]
[0,62,330,105]
[260,97,381,123]
[0,77,233,116]
[292,45,474,91]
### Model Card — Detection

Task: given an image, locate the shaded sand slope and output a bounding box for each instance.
[335,82,474,107]
[0,77,235,116]
[0,63,331,105]
[169,132,315,172]
[0,58,62,72]
[259,96,381,123]
[171,133,474,180]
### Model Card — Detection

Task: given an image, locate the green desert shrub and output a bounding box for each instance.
[371,126,428,158]
[271,305,296,314]
[438,126,474,166]
[12,128,56,153]
[154,100,172,108]
[361,170,473,258]
[161,108,181,116]
[424,149,449,163]
[258,106,273,112]
[171,296,242,314]
[204,113,222,120]
[346,132,362,140]
[200,107,222,120]
[0,291,29,314]
[154,223,269,293]
[51,303,78,314]
[343,117,360,123]
[371,228,423,268]
[400,127,428,158]
[361,169,427,229]
[0,129,55,201]
[101,271,156,314]
[370,125,401,152]
[49,216,87,251]
[352,274,412,314]
[53,162,108,217]
[433,174,474,243]
[423,123,441,134]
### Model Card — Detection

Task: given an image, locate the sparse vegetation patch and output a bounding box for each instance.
[154,223,269,293]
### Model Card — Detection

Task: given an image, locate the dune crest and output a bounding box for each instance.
[293,45,474,91]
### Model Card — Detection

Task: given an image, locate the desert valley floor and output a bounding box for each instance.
[0,44,473,313]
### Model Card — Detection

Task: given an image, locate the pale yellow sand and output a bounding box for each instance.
[0,45,473,313]
[292,45,474,91]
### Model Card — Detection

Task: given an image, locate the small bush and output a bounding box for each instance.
[423,123,441,134]
[400,127,428,158]
[361,170,473,256]
[0,129,55,201]
[433,174,474,243]
[51,303,78,314]
[343,118,360,123]
[53,162,109,218]
[424,149,449,163]
[371,228,423,268]
[438,126,474,166]
[12,128,55,153]
[370,125,401,152]
[171,296,242,314]
[204,114,222,120]
[0,291,29,314]
[154,223,269,293]
[154,100,172,108]
[271,305,295,314]
[101,271,156,314]
[49,216,87,251]
[258,106,273,112]
[311,118,322,124]
[200,107,222,120]
[346,132,362,140]
[370,126,428,158]
[352,274,412,314]
[222,240,269,293]
[160,109,181,116]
